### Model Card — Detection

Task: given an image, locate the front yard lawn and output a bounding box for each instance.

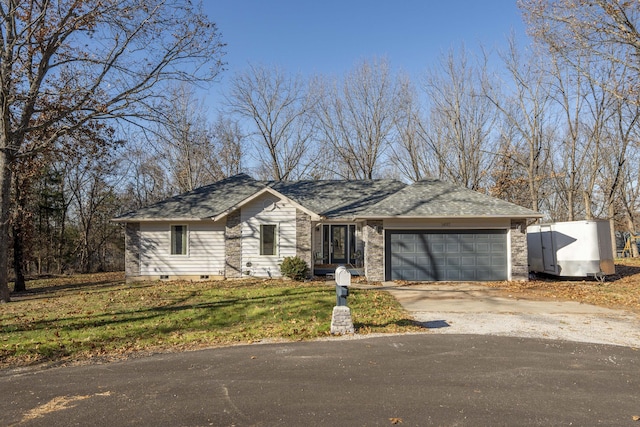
[4,258,639,370]
[1,274,421,369]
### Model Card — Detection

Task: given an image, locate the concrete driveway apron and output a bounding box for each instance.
[379,282,640,348]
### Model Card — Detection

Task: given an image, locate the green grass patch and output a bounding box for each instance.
[1,273,422,368]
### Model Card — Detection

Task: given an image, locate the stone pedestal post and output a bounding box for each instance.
[330,306,355,335]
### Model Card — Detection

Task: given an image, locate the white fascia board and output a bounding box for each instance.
[111,217,206,223]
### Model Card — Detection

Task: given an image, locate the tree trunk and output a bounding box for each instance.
[625,215,640,258]
[583,190,593,219]
[12,175,27,292]
[12,222,26,292]
[0,151,13,303]
[604,202,620,259]
[609,218,617,259]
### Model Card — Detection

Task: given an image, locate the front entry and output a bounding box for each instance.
[323,224,356,264]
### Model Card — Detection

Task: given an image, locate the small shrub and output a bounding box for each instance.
[280,256,309,281]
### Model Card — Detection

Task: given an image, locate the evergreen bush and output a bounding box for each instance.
[279,256,309,281]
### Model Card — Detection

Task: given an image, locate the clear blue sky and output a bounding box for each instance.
[203,0,529,106]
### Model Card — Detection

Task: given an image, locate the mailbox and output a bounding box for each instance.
[336,266,351,287]
[335,266,351,306]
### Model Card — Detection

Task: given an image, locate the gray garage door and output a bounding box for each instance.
[385,230,508,281]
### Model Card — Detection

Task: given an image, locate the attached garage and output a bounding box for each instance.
[385,230,508,281]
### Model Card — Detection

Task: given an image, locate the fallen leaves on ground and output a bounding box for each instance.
[482,259,640,313]
[1,274,419,369]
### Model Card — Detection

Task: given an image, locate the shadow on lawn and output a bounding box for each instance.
[9,278,141,301]
[5,287,333,335]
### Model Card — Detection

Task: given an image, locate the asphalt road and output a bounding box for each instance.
[2,334,639,426]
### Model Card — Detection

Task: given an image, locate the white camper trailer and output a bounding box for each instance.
[527,220,615,279]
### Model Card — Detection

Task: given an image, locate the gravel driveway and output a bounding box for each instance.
[379,283,640,348]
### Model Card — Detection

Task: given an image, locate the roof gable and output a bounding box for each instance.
[211,186,321,222]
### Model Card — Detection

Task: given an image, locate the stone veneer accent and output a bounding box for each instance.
[295,210,312,276]
[510,219,528,281]
[124,223,141,278]
[225,210,242,278]
[364,220,384,281]
[330,306,355,335]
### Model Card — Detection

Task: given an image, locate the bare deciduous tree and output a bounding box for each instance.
[314,58,406,179]
[545,52,591,221]
[521,0,640,255]
[150,84,222,193]
[389,77,430,182]
[0,0,225,302]
[211,116,244,179]
[122,146,173,211]
[421,47,498,190]
[520,0,640,100]
[226,64,314,181]
[65,145,121,274]
[600,97,640,256]
[485,38,554,211]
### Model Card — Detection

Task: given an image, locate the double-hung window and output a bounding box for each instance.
[260,224,277,256]
[171,225,187,255]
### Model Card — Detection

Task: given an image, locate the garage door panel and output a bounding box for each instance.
[386,230,508,281]
[446,243,461,253]
[490,242,506,252]
[447,257,461,267]
[445,269,461,281]
[476,255,491,266]
[430,243,445,252]
[396,244,416,254]
[393,270,414,281]
[476,242,490,252]
[393,256,408,267]
[459,235,476,249]
[461,256,476,266]
[416,256,432,266]
[476,268,498,281]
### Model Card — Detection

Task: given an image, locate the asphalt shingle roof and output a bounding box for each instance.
[114,173,265,220]
[114,174,541,221]
[358,179,541,218]
[272,179,406,218]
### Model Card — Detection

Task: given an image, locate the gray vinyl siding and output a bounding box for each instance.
[240,193,297,277]
[139,221,226,276]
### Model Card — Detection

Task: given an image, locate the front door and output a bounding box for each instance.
[331,225,348,264]
[322,224,356,264]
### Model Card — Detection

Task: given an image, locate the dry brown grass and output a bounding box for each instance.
[484,258,640,313]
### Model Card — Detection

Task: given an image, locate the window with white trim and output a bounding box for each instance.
[171,225,187,255]
[260,224,277,256]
